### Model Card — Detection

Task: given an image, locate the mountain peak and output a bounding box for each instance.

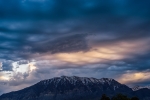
[37,76,123,91]
[0,76,133,100]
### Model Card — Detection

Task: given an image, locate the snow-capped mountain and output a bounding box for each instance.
[0,76,150,100]
[132,85,150,91]
[39,76,126,90]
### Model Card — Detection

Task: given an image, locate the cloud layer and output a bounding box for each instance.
[0,0,150,94]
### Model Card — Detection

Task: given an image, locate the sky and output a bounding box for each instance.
[0,0,150,94]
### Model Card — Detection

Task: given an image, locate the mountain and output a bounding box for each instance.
[132,85,150,91]
[0,76,149,100]
[132,85,150,100]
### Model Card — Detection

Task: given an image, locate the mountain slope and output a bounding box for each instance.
[0,76,146,100]
[132,85,150,91]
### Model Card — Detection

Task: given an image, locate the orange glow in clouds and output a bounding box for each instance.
[52,39,150,65]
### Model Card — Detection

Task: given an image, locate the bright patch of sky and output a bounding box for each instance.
[0,61,37,81]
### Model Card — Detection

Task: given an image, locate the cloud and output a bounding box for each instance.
[118,70,150,86]
[51,38,150,65]
[0,0,150,61]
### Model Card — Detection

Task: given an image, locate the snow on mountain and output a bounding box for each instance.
[39,76,120,90]
[0,76,133,100]
[132,85,150,91]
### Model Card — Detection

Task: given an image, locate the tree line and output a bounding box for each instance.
[100,94,139,100]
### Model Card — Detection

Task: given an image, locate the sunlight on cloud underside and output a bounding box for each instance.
[52,39,150,65]
[118,71,150,84]
[0,71,13,81]
[0,76,9,80]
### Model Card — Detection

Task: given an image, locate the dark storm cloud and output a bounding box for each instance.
[0,0,149,64]
[31,34,89,53]
[0,60,13,71]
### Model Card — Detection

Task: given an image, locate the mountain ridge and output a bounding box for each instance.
[0,76,149,100]
[132,85,150,91]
